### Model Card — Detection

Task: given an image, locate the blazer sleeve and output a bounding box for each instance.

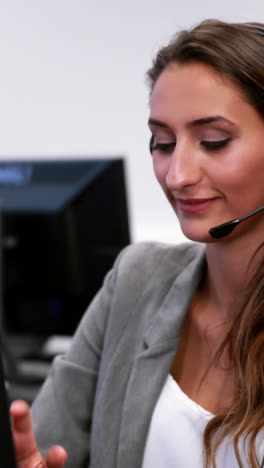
[31,247,125,467]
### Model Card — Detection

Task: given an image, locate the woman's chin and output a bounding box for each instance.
[180,226,218,244]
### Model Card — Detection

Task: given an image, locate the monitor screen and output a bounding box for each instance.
[0,158,130,338]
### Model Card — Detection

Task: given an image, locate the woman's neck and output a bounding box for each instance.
[205,233,262,317]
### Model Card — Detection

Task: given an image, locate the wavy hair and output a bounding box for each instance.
[147,19,264,467]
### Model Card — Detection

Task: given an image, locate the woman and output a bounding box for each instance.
[10,19,264,467]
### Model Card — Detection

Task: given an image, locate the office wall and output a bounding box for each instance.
[0,1,263,243]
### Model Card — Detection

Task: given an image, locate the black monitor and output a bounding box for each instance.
[0,158,130,339]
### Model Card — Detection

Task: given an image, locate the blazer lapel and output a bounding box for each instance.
[117,247,206,468]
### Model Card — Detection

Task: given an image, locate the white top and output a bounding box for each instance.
[142,375,263,467]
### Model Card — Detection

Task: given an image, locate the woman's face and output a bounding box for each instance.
[149,62,264,243]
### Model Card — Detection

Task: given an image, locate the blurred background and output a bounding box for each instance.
[0,0,263,245]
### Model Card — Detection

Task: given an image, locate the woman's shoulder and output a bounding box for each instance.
[116,240,204,277]
[111,240,205,298]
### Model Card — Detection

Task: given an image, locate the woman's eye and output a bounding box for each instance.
[150,138,176,154]
[202,137,231,151]
[154,143,175,152]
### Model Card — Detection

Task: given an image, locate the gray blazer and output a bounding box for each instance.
[32,241,206,467]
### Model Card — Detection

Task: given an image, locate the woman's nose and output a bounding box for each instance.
[165,145,202,191]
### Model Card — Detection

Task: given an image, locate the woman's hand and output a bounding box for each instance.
[10,400,68,468]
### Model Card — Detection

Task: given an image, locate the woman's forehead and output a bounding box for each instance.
[149,62,255,127]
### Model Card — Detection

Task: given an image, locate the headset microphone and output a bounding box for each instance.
[209,205,264,239]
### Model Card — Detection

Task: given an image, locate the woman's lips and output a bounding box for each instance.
[177,198,217,213]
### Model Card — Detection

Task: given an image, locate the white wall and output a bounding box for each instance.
[0,0,263,243]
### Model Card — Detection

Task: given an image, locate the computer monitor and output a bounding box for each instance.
[0,158,130,339]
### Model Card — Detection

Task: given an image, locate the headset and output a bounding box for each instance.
[209,205,264,238]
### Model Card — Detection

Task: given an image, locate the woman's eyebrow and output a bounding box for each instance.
[187,116,235,127]
[148,118,170,129]
[148,116,234,128]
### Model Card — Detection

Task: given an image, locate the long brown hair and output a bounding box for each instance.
[147,19,264,467]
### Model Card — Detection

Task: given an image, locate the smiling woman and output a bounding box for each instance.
[146,19,264,468]
[9,19,264,468]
